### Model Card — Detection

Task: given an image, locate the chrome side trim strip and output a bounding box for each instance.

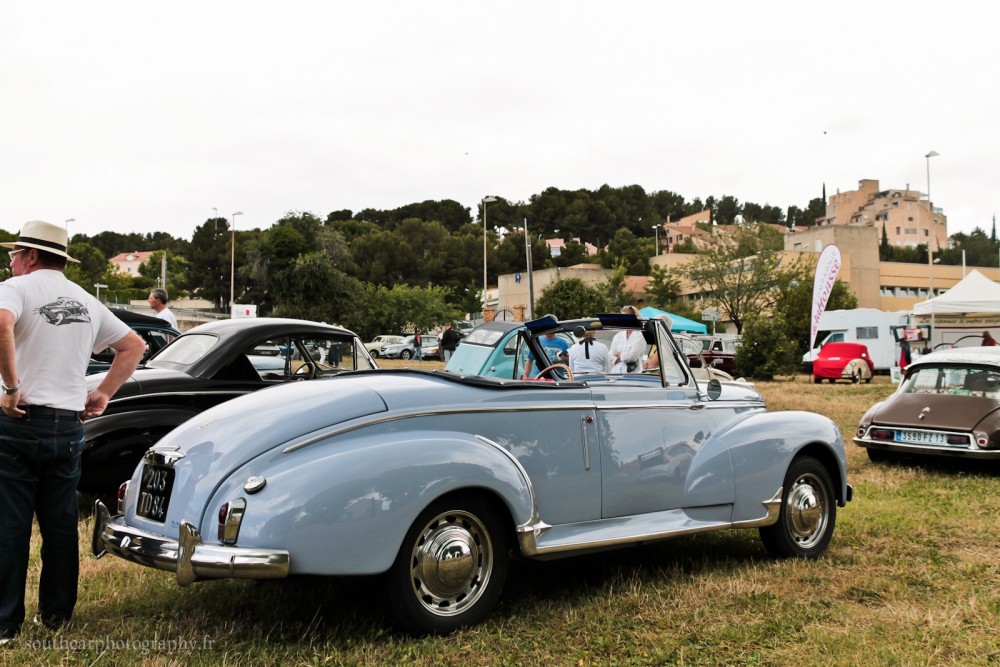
[516,490,782,557]
[282,401,763,454]
[109,390,253,405]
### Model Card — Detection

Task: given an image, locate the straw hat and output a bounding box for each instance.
[1,220,79,262]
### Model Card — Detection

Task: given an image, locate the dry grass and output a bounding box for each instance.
[6,373,1000,665]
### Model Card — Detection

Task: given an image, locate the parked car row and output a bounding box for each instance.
[93,312,850,635]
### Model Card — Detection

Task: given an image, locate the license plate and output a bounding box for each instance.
[136,464,175,522]
[894,430,946,445]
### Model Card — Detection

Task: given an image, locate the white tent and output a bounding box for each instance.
[913,270,1000,315]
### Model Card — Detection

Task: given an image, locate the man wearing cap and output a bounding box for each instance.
[0,221,145,645]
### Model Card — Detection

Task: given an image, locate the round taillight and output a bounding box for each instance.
[117,482,128,502]
[218,502,229,525]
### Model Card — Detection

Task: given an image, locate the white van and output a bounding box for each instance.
[801,309,910,373]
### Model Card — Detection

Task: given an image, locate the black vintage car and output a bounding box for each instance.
[80,318,376,500]
[88,309,180,374]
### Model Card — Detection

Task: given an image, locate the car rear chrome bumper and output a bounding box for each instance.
[854,438,1000,459]
[91,500,290,586]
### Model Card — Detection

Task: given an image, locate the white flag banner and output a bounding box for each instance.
[810,244,842,351]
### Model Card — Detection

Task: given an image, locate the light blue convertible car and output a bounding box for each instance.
[93,313,852,635]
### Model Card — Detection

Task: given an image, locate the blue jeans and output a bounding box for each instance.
[0,414,84,632]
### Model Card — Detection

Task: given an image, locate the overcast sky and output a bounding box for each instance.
[2,1,997,242]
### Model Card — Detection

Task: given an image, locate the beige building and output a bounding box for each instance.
[109,250,155,276]
[819,178,947,251]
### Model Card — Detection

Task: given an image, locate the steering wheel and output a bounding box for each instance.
[534,363,574,382]
[293,360,318,380]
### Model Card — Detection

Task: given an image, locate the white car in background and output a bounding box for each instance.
[381,334,440,360]
[365,335,404,358]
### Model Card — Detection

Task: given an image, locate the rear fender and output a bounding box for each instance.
[200,430,535,576]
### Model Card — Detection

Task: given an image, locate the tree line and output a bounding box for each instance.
[3,183,993,347]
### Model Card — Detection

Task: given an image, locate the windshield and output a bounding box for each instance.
[148,333,219,367]
[445,345,497,375]
[902,365,1000,397]
[463,327,511,347]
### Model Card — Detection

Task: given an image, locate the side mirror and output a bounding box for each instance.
[689,358,703,369]
[706,378,722,400]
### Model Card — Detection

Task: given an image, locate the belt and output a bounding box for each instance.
[17,405,82,421]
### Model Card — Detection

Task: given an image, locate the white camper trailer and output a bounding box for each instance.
[802,308,910,373]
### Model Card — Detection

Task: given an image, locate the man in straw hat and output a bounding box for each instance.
[0,221,145,645]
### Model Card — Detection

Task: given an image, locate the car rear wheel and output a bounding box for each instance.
[384,495,508,635]
[370,350,380,358]
[759,456,836,560]
[813,376,821,384]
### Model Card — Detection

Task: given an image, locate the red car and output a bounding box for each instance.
[813,341,875,384]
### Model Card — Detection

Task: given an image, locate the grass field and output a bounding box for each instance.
[7,372,1000,665]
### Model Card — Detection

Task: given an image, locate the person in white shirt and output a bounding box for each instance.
[609,305,647,373]
[148,288,178,329]
[568,326,609,374]
[0,221,145,644]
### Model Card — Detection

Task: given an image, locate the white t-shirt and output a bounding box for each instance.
[0,269,131,410]
[156,307,178,329]
[568,338,609,374]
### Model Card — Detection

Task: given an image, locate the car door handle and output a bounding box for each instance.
[580,415,593,470]
[689,404,706,410]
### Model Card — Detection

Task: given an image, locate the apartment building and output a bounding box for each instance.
[818,178,947,251]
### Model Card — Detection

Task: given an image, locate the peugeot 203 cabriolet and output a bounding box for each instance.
[93,313,852,635]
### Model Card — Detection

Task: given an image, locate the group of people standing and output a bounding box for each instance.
[523,306,649,378]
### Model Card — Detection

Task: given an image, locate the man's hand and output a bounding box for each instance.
[83,389,110,419]
[1,390,24,418]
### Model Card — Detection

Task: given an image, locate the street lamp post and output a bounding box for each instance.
[93,283,107,301]
[652,224,660,255]
[481,196,498,311]
[925,150,939,341]
[65,218,75,232]
[524,217,535,320]
[230,211,243,313]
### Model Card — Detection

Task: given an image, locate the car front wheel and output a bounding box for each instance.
[759,456,836,560]
[384,495,509,635]
[400,350,413,360]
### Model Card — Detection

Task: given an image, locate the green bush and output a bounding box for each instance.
[735,313,800,381]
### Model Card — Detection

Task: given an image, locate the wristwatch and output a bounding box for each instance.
[2,381,20,395]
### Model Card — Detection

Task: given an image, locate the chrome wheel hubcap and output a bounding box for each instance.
[409,510,492,617]
[786,473,828,549]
